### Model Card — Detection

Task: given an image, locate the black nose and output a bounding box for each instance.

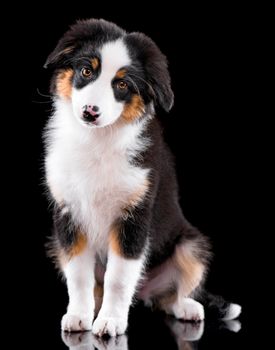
[83,110,100,123]
[82,105,100,123]
[92,105,99,112]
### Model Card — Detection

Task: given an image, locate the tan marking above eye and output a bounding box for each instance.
[117,81,128,90]
[81,67,92,78]
[116,69,127,79]
[91,57,99,70]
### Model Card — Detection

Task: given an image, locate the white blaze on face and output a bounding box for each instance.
[72,39,131,128]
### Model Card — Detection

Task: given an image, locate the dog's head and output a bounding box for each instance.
[45,19,174,128]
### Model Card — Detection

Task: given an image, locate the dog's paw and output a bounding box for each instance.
[173,298,205,321]
[61,313,93,332]
[92,315,127,337]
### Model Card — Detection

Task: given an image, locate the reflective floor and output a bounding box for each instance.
[41,303,244,349]
[62,320,241,350]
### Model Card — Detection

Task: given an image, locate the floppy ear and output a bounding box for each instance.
[44,39,75,69]
[125,33,174,112]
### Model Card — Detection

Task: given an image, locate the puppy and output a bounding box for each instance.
[44,19,241,337]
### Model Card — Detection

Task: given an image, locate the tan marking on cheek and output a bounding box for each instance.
[115,69,126,79]
[91,58,99,70]
[109,227,122,256]
[174,244,205,297]
[122,94,145,122]
[56,69,73,99]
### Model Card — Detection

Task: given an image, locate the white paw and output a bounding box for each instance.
[61,313,93,332]
[222,303,242,320]
[173,298,205,321]
[92,315,127,337]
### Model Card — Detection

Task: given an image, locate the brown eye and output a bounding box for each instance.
[81,67,92,78]
[117,81,128,90]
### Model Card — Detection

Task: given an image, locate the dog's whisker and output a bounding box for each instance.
[32,100,53,104]
[36,88,52,99]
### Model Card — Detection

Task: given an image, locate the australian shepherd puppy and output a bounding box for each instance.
[44,19,241,337]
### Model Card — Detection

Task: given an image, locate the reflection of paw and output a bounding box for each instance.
[62,331,92,349]
[173,298,204,321]
[61,313,93,332]
[92,315,127,337]
[61,331,128,350]
[92,335,128,350]
[223,320,242,333]
[166,318,204,342]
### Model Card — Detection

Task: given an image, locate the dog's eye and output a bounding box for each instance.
[81,67,92,78]
[117,81,128,90]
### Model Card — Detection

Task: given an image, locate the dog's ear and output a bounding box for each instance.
[44,39,75,69]
[44,19,125,70]
[125,33,174,112]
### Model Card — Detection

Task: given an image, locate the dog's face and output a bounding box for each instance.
[71,40,140,128]
[45,19,174,128]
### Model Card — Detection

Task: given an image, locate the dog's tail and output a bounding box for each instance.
[197,290,242,320]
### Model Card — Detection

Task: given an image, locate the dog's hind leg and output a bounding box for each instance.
[139,239,207,321]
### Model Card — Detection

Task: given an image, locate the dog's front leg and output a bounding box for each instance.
[53,208,96,332]
[62,245,96,332]
[92,249,144,337]
[92,206,149,337]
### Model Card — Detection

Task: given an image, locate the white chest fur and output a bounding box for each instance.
[45,100,150,251]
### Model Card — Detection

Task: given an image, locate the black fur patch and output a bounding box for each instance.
[115,203,152,259]
[52,206,79,253]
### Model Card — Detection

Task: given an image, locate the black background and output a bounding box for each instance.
[9,3,256,348]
